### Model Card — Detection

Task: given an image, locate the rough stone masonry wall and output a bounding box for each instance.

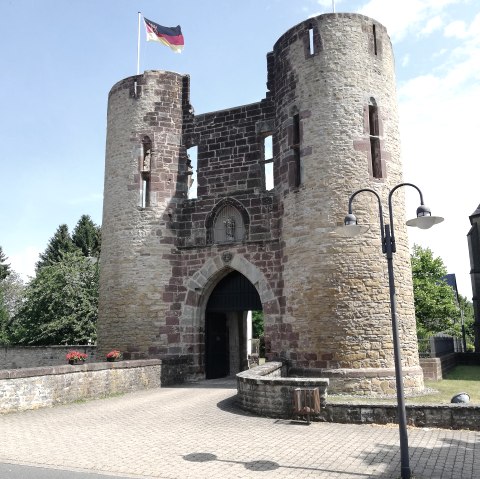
[236,362,329,418]
[0,345,97,370]
[98,71,191,360]
[165,97,284,374]
[98,13,424,394]
[0,358,188,414]
[268,13,422,393]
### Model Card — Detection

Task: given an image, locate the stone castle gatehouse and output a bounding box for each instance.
[98,13,424,395]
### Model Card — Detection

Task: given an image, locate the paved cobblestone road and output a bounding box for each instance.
[0,379,478,478]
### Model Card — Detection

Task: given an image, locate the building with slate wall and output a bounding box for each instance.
[97,13,424,395]
[468,205,480,351]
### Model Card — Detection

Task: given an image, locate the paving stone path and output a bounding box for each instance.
[0,379,478,478]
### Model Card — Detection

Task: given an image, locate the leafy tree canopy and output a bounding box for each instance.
[0,271,25,344]
[12,251,98,345]
[252,310,264,338]
[0,246,11,280]
[411,244,459,336]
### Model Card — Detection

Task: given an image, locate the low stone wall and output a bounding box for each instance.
[323,403,480,431]
[236,362,329,418]
[236,361,480,430]
[0,357,189,414]
[420,352,480,380]
[289,365,424,396]
[0,345,97,369]
[419,356,450,380]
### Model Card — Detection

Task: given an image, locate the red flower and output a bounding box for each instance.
[66,350,88,362]
[106,350,121,359]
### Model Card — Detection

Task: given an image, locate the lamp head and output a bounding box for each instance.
[406,204,444,229]
[344,213,357,226]
[336,213,369,237]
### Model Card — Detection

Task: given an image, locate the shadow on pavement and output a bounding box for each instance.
[183,452,372,476]
[359,433,480,478]
[173,377,237,389]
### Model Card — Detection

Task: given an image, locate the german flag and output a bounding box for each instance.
[144,17,184,53]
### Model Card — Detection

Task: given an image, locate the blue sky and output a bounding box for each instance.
[1,0,479,298]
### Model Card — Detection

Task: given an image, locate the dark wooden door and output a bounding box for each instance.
[205,312,229,379]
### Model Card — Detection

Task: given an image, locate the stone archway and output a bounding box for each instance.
[180,253,280,377]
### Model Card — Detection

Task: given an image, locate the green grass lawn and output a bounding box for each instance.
[413,365,480,405]
[328,365,480,405]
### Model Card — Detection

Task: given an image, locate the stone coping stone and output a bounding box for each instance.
[237,361,329,387]
[289,365,423,378]
[0,359,163,380]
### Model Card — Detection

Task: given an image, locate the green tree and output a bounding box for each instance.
[0,246,11,280]
[411,244,459,336]
[0,271,25,343]
[36,224,77,271]
[12,251,98,345]
[456,295,476,351]
[252,310,264,338]
[72,215,101,257]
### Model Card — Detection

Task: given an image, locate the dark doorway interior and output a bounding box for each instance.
[205,312,229,379]
[205,271,262,379]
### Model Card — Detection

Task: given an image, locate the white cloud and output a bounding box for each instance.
[398,50,480,297]
[358,0,463,42]
[9,246,41,282]
[421,16,444,35]
[444,20,468,38]
[401,54,410,67]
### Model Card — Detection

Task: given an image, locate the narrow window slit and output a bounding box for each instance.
[140,136,152,207]
[368,104,382,178]
[141,175,150,208]
[263,135,274,191]
[308,26,315,55]
[187,146,198,199]
[373,25,377,55]
[292,114,301,187]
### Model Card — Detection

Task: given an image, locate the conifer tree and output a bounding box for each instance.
[36,224,77,271]
[0,246,11,280]
[72,215,101,257]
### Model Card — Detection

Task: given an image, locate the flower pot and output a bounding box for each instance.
[107,357,116,362]
[68,359,76,365]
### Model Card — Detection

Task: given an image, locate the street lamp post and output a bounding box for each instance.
[340,182,443,479]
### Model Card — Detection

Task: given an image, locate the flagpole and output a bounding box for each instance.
[136,12,141,75]
[332,1,336,13]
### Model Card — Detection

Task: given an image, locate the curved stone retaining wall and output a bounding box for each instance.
[236,362,329,418]
[237,362,480,430]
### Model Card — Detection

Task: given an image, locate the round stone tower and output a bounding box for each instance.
[270,14,423,394]
[97,71,190,358]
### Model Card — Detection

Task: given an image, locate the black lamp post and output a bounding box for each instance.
[340,182,443,479]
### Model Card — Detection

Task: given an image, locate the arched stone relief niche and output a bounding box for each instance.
[206,199,249,245]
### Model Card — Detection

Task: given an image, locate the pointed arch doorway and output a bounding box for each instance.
[205,270,262,379]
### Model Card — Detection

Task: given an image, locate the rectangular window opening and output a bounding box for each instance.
[370,137,382,179]
[291,114,302,187]
[294,148,301,187]
[293,114,300,146]
[368,104,382,178]
[369,105,379,136]
[308,27,315,55]
[141,173,150,208]
[263,135,274,191]
[187,146,198,199]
